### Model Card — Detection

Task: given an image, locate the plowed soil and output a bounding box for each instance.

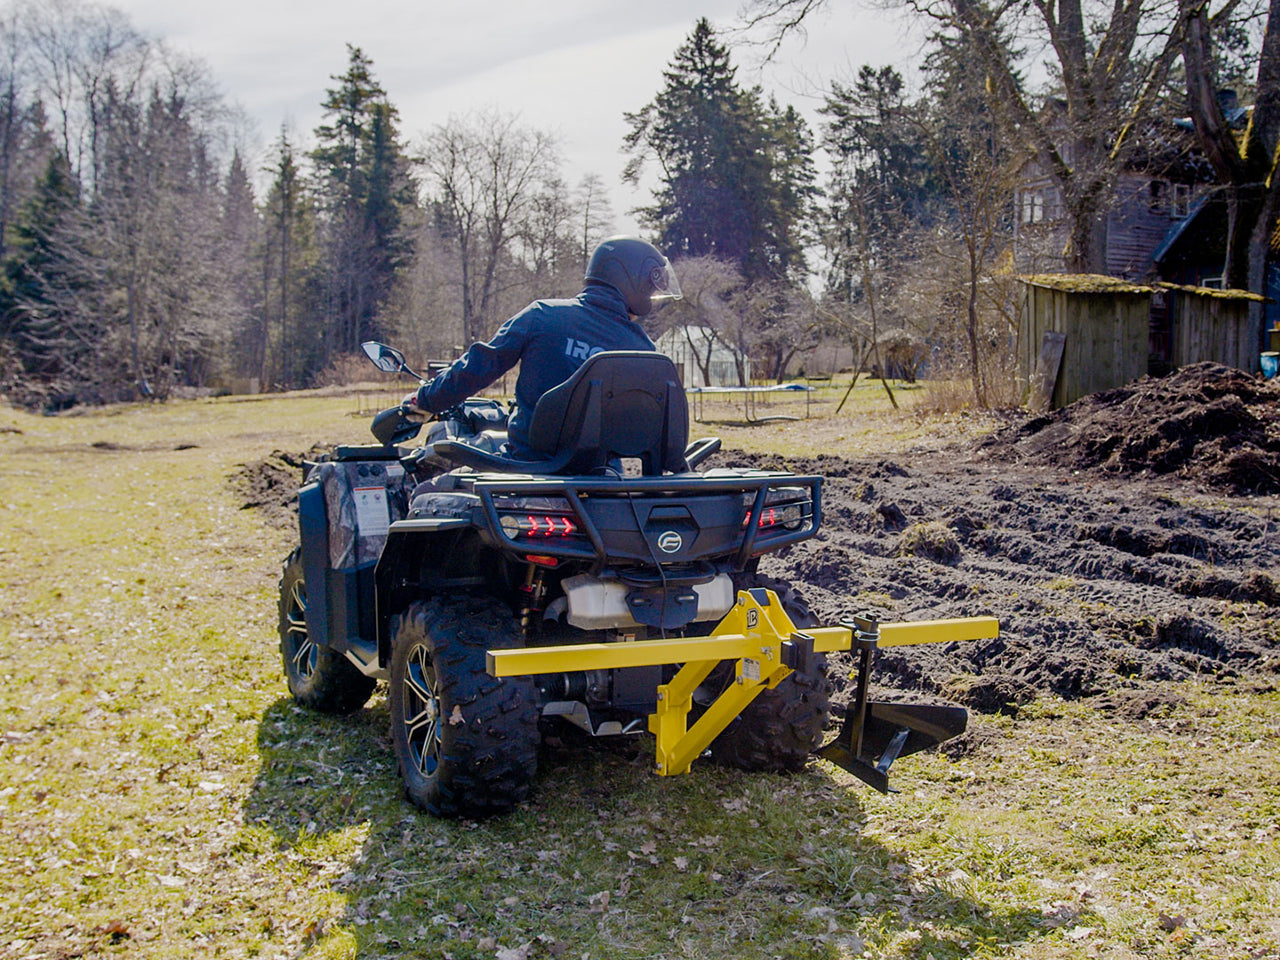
[235,362,1280,720]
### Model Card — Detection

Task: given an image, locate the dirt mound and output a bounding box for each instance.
[976,362,1280,493]
[229,446,328,529]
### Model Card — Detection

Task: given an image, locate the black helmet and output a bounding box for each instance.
[585,236,682,317]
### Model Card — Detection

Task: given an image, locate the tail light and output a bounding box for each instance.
[742,487,811,532]
[494,496,585,542]
[501,514,579,538]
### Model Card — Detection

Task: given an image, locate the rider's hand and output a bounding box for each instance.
[401,391,428,423]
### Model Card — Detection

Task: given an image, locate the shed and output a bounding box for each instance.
[1155,282,1267,372]
[654,326,749,387]
[1019,274,1153,410]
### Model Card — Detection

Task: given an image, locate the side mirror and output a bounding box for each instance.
[361,341,407,374]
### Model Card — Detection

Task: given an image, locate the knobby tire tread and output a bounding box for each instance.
[390,596,539,819]
[278,548,375,715]
[709,574,832,773]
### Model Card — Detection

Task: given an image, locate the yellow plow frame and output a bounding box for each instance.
[487,588,998,791]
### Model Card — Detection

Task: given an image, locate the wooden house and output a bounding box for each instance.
[1013,100,1224,282]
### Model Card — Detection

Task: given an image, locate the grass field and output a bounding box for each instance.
[0,386,1276,960]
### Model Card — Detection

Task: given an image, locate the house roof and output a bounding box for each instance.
[1019,274,1154,294]
[1154,282,1268,302]
[1152,187,1225,267]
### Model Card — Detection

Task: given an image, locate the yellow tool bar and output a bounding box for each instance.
[877,616,1000,647]
[487,618,998,678]
[487,625,849,678]
[485,589,1000,780]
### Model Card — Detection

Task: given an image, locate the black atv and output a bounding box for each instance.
[278,343,991,818]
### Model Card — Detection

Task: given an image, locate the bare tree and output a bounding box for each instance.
[386,215,465,363]
[655,256,747,385]
[745,283,823,382]
[418,110,559,344]
[516,174,576,287]
[574,172,614,274]
[21,0,149,194]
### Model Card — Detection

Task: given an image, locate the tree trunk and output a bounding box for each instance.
[1246,174,1280,363]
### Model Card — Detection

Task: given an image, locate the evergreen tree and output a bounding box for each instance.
[263,127,318,388]
[1,150,92,384]
[221,149,264,381]
[820,65,943,302]
[623,18,815,283]
[310,45,415,362]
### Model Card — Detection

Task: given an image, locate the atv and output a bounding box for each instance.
[278,343,997,818]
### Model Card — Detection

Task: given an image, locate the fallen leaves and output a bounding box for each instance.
[100,919,131,940]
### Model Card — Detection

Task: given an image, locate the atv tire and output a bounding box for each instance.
[708,574,831,773]
[389,596,540,818]
[278,549,376,714]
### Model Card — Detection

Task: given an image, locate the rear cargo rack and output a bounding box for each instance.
[473,473,822,567]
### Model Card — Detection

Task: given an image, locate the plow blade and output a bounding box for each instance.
[817,701,968,793]
[815,613,991,793]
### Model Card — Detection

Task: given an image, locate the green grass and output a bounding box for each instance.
[0,392,1277,959]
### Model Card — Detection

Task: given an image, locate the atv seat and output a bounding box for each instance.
[432,351,690,476]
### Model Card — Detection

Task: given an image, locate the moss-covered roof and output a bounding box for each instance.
[1153,281,1269,302]
[1019,273,1154,294]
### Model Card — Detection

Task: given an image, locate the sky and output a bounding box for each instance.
[110,0,925,234]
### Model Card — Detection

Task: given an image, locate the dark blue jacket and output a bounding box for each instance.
[416,283,656,455]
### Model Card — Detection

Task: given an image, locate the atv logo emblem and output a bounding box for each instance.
[657,530,683,554]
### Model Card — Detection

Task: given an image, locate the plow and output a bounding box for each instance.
[488,588,998,791]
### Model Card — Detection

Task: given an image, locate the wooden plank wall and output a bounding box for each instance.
[1169,291,1254,370]
[1020,285,1151,409]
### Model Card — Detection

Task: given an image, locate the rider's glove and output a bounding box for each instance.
[401,391,428,423]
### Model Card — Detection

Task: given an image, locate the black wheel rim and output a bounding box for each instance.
[284,578,317,680]
[402,643,442,777]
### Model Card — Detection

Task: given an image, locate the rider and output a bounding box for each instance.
[405,236,682,458]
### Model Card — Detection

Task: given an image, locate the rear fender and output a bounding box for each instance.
[374,519,473,668]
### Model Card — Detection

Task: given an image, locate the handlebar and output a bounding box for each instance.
[369,398,506,447]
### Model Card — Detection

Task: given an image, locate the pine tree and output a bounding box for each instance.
[263,127,316,388]
[310,45,415,362]
[221,150,264,382]
[1,150,91,383]
[623,18,815,283]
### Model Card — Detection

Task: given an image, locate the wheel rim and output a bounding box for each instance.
[401,643,442,778]
[284,578,317,680]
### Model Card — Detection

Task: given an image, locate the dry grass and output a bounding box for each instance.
[0,388,1276,960]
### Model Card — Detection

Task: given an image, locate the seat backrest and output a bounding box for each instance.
[527,351,689,476]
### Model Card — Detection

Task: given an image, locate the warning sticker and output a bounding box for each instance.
[353,485,390,536]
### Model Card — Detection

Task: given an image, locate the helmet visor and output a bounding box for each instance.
[649,259,682,305]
